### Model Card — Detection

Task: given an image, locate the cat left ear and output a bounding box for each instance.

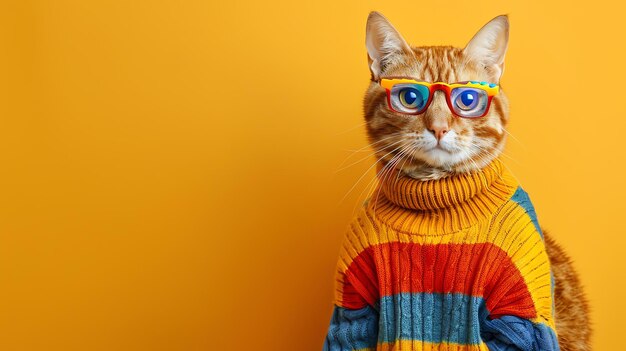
[365,11,414,81]
[463,15,510,82]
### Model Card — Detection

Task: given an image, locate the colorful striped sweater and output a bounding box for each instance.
[322,156,559,351]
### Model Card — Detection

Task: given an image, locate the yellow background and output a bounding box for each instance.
[0,1,624,350]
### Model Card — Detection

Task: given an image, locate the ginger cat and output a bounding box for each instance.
[356,12,590,351]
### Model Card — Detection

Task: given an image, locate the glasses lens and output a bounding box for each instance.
[389,84,430,113]
[450,87,489,117]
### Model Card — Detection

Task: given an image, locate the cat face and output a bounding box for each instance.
[364,12,510,180]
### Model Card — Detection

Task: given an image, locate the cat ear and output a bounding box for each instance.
[365,11,413,80]
[463,15,510,82]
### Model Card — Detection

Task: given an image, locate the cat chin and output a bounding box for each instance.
[411,148,469,170]
[399,147,492,180]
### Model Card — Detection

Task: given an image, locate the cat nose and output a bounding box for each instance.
[428,125,449,141]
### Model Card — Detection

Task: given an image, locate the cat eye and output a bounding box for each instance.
[379,78,499,118]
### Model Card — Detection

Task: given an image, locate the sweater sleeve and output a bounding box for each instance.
[480,187,559,351]
[322,217,380,351]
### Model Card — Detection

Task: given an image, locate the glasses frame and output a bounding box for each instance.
[379,77,500,118]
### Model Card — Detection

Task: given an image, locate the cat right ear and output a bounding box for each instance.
[463,15,510,82]
[365,11,413,81]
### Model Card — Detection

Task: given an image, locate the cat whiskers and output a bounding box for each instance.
[396,143,415,181]
[336,132,403,170]
[502,127,526,150]
[468,140,520,165]
[335,138,405,173]
[350,142,413,216]
[334,120,369,135]
[372,144,415,214]
[467,141,524,187]
[338,140,408,206]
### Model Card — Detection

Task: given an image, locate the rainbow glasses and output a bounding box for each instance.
[379,78,500,118]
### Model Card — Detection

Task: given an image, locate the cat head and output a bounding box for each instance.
[364,12,510,180]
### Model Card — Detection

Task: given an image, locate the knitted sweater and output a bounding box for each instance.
[322,156,559,351]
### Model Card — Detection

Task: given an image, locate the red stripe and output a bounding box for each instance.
[341,242,536,319]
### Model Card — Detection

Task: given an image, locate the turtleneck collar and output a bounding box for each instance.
[367,156,520,235]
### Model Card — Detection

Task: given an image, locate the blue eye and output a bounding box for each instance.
[455,90,479,110]
[450,87,489,117]
[399,88,424,109]
[389,84,430,113]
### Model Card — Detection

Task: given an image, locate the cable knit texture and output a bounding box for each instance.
[323,156,559,351]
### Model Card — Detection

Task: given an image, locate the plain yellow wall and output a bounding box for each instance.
[1,0,624,350]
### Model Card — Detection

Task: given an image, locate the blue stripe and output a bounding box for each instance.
[480,313,560,351]
[378,292,559,349]
[323,304,378,351]
[378,292,486,345]
[324,293,559,350]
[510,186,544,238]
